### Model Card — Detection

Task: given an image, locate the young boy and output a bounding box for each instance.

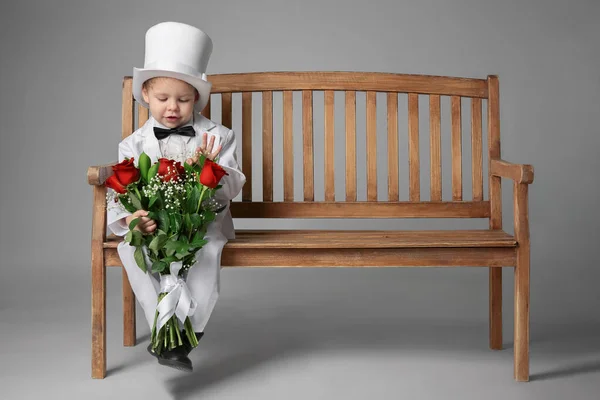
[106,22,246,372]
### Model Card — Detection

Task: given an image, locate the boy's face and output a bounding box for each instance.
[142,77,199,128]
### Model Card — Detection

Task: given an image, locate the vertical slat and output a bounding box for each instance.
[345,91,357,202]
[303,90,314,201]
[222,92,232,129]
[262,91,273,201]
[408,93,420,201]
[366,91,377,201]
[387,93,399,202]
[514,182,530,382]
[488,75,503,351]
[283,91,294,202]
[123,269,135,346]
[324,90,335,201]
[137,104,149,128]
[91,186,107,378]
[472,98,483,201]
[121,78,134,140]
[201,95,211,118]
[242,92,252,201]
[429,95,442,201]
[451,96,463,201]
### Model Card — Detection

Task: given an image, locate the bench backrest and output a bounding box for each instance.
[121,72,501,223]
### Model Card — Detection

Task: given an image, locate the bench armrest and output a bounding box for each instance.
[87,162,117,186]
[490,158,534,184]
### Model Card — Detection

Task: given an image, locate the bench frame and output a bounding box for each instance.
[88,72,533,381]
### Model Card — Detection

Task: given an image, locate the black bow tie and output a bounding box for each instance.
[153,125,196,140]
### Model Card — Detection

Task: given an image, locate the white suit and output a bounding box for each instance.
[106,113,246,332]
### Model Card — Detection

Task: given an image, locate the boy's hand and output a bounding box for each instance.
[125,210,156,234]
[186,132,222,165]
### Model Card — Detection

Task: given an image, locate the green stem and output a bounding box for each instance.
[195,186,208,214]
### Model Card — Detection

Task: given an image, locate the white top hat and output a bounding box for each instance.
[133,22,213,114]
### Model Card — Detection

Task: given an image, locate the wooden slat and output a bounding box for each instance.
[221,247,515,267]
[345,91,357,201]
[303,91,314,201]
[228,201,491,218]
[201,96,211,118]
[283,91,294,201]
[222,92,232,129]
[87,162,116,186]
[408,94,420,201]
[387,93,399,201]
[472,98,483,201]
[488,76,502,229]
[429,95,442,201]
[490,159,534,184]
[91,185,107,378]
[121,78,134,140]
[366,91,377,201]
[262,91,273,201]
[451,96,463,201]
[137,104,149,128]
[325,90,335,201]
[514,182,530,381]
[225,229,516,248]
[208,72,489,98]
[242,92,252,201]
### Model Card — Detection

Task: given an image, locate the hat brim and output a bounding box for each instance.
[133,68,212,114]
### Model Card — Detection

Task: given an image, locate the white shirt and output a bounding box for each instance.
[154,117,197,162]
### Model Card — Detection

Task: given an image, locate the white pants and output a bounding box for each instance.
[117,231,226,333]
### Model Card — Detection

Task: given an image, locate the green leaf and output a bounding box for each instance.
[148,162,159,183]
[119,196,137,213]
[148,194,158,209]
[169,213,182,233]
[151,260,167,274]
[186,186,200,214]
[203,210,216,223]
[157,209,170,232]
[130,230,144,247]
[190,230,207,248]
[134,246,147,273]
[128,217,139,231]
[148,233,169,255]
[128,191,142,210]
[124,230,133,243]
[139,152,151,183]
[189,213,202,228]
[183,213,192,233]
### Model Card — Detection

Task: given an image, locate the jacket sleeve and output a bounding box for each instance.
[106,139,135,236]
[214,128,246,201]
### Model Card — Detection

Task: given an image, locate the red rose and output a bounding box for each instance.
[200,159,228,188]
[105,158,139,193]
[106,174,127,194]
[157,158,185,182]
[112,158,140,186]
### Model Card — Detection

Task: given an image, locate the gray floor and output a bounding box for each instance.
[2,267,599,400]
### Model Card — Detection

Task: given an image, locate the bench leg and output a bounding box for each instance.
[123,268,136,346]
[489,267,503,350]
[91,249,106,378]
[514,246,530,381]
[514,182,530,382]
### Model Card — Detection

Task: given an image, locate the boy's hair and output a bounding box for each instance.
[142,77,199,97]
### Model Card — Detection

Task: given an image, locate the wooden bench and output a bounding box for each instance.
[88,72,534,381]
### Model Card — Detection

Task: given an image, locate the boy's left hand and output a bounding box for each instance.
[186,132,222,165]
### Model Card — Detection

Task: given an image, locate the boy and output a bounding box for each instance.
[106,22,246,372]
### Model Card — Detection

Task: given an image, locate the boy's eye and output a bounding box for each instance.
[179,99,190,103]
[157,98,167,102]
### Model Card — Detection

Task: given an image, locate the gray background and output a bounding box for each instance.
[1,0,599,399]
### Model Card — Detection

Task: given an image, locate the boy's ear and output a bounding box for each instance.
[195,90,200,103]
[142,85,150,104]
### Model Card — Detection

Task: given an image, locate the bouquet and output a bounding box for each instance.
[105,151,228,355]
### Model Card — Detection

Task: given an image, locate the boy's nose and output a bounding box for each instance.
[167,100,179,110]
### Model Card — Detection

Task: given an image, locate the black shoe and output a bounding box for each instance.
[183,332,205,355]
[147,343,193,372]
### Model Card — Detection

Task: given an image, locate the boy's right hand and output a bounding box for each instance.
[125,210,156,234]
